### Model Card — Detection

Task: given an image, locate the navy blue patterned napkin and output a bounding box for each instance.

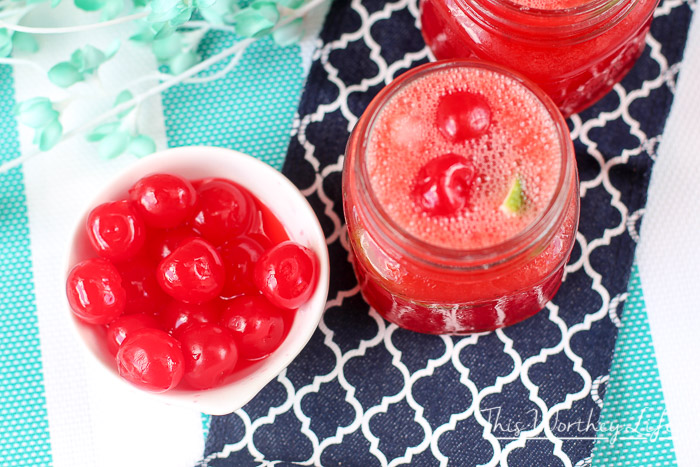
[200,0,693,465]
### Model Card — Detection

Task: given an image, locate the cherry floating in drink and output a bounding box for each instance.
[420,0,659,116]
[343,60,580,334]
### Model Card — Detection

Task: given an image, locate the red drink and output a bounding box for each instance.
[420,0,658,116]
[342,61,579,334]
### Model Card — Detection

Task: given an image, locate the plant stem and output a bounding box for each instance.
[183,21,238,34]
[0,37,256,175]
[185,44,247,84]
[0,57,44,73]
[0,0,330,174]
[121,43,246,88]
[0,4,36,20]
[0,11,148,34]
[0,149,36,174]
[69,37,255,134]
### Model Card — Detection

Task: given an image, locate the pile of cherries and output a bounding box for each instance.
[66,173,319,393]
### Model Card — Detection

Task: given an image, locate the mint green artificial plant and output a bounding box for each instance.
[0,0,325,171]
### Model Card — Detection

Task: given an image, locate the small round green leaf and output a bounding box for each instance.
[69,48,85,69]
[48,62,82,88]
[152,33,183,61]
[12,32,39,53]
[86,122,121,142]
[130,22,157,43]
[101,0,125,20]
[98,130,130,159]
[104,39,121,60]
[17,104,58,129]
[199,0,235,25]
[197,0,218,9]
[0,30,12,58]
[74,0,107,12]
[36,120,63,151]
[114,90,133,106]
[128,134,156,158]
[114,89,134,118]
[234,2,279,37]
[276,0,305,8]
[80,45,107,72]
[168,51,199,75]
[153,23,176,41]
[148,0,193,25]
[15,97,50,114]
[273,18,304,46]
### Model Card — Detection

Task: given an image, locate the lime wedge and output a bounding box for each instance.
[500,176,523,215]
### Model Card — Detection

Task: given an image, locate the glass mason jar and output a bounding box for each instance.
[420,0,659,116]
[342,60,580,334]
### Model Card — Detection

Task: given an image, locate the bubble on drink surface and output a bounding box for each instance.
[365,66,563,250]
[388,110,427,149]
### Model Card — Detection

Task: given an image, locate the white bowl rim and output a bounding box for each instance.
[64,146,330,415]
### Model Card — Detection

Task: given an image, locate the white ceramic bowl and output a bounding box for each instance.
[65,146,330,415]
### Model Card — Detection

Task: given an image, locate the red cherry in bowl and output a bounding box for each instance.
[179,324,238,390]
[66,258,126,325]
[156,238,225,304]
[220,295,286,360]
[254,241,319,310]
[116,328,185,393]
[147,225,201,262]
[87,200,146,262]
[436,91,491,143]
[117,258,168,316]
[218,234,271,299]
[159,299,220,336]
[129,173,197,229]
[105,312,160,356]
[190,179,256,246]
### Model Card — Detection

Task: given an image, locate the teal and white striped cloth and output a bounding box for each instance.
[1,2,698,465]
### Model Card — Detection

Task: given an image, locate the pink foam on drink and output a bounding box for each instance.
[365,66,562,250]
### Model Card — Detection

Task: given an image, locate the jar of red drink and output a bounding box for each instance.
[420,0,659,116]
[342,60,579,334]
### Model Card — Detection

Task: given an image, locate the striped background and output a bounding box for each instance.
[1,1,697,464]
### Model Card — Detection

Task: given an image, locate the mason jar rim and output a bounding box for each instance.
[489,0,626,16]
[458,0,639,41]
[349,60,576,271]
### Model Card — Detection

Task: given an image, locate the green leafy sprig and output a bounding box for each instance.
[86,90,156,159]
[14,97,63,151]
[0,0,327,168]
[48,41,120,87]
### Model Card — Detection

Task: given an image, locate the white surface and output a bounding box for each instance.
[637,8,700,467]
[14,4,205,467]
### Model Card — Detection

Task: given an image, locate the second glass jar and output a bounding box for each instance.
[420,0,659,116]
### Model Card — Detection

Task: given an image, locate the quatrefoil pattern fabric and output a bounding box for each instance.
[201,0,694,465]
